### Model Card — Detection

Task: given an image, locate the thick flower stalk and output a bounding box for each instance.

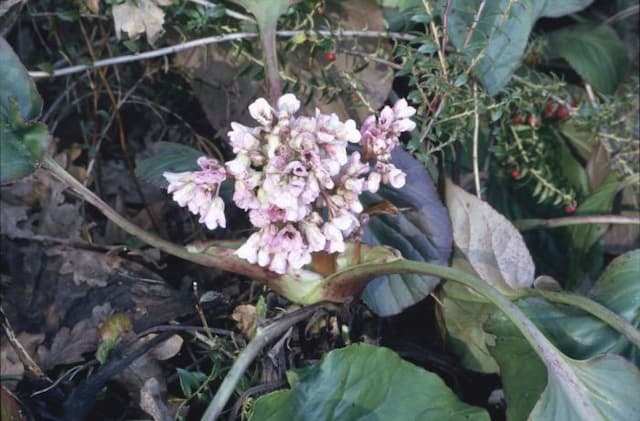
[164,94,416,274]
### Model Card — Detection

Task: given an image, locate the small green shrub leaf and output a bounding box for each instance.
[251,343,490,421]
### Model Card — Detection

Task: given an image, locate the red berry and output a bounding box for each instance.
[555,106,570,120]
[511,114,525,125]
[324,52,336,62]
[527,114,541,128]
[524,52,541,67]
[564,204,576,214]
[511,169,520,179]
[543,102,559,119]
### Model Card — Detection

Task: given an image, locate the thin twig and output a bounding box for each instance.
[602,4,639,25]
[28,32,259,79]
[511,75,571,108]
[419,98,446,144]
[514,214,640,231]
[584,82,599,110]
[0,305,46,377]
[28,30,416,80]
[422,0,449,81]
[464,0,516,76]
[201,303,334,421]
[462,0,487,48]
[339,48,402,69]
[472,81,481,199]
[441,0,452,53]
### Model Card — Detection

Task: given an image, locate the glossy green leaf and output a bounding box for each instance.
[444,178,534,292]
[547,24,629,95]
[447,0,593,95]
[251,343,489,421]
[361,148,452,316]
[509,297,638,365]
[0,39,48,183]
[0,37,42,120]
[488,295,640,420]
[486,309,547,421]
[530,355,640,420]
[588,250,640,362]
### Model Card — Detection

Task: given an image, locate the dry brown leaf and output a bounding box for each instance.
[37,320,99,369]
[0,333,45,382]
[113,334,183,404]
[147,334,183,360]
[140,377,172,421]
[112,0,172,44]
[231,304,257,338]
[85,0,100,14]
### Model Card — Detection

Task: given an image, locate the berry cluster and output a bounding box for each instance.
[164,94,416,274]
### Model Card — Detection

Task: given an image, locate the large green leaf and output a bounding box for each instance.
[361,148,452,316]
[547,24,629,95]
[529,355,640,420]
[0,37,42,119]
[250,343,489,420]
[0,38,48,183]
[488,298,640,420]
[486,251,640,420]
[447,0,593,95]
[509,297,638,365]
[486,309,547,421]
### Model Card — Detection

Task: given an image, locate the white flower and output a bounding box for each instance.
[199,196,226,230]
[249,97,273,126]
[277,93,301,117]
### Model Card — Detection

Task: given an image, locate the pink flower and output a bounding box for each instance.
[165,94,416,274]
[199,196,226,229]
[228,122,260,153]
[164,157,228,230]
[322,221,345,253]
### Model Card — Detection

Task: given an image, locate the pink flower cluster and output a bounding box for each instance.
[164,157,227,230]
[164,94,416,274]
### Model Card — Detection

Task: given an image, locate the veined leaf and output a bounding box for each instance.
[547,24,629,95]
[488,298,640,421]
[444,178,534,292]
[447,0,593,95]
[251,343,489,420]
[0,38,48,183]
